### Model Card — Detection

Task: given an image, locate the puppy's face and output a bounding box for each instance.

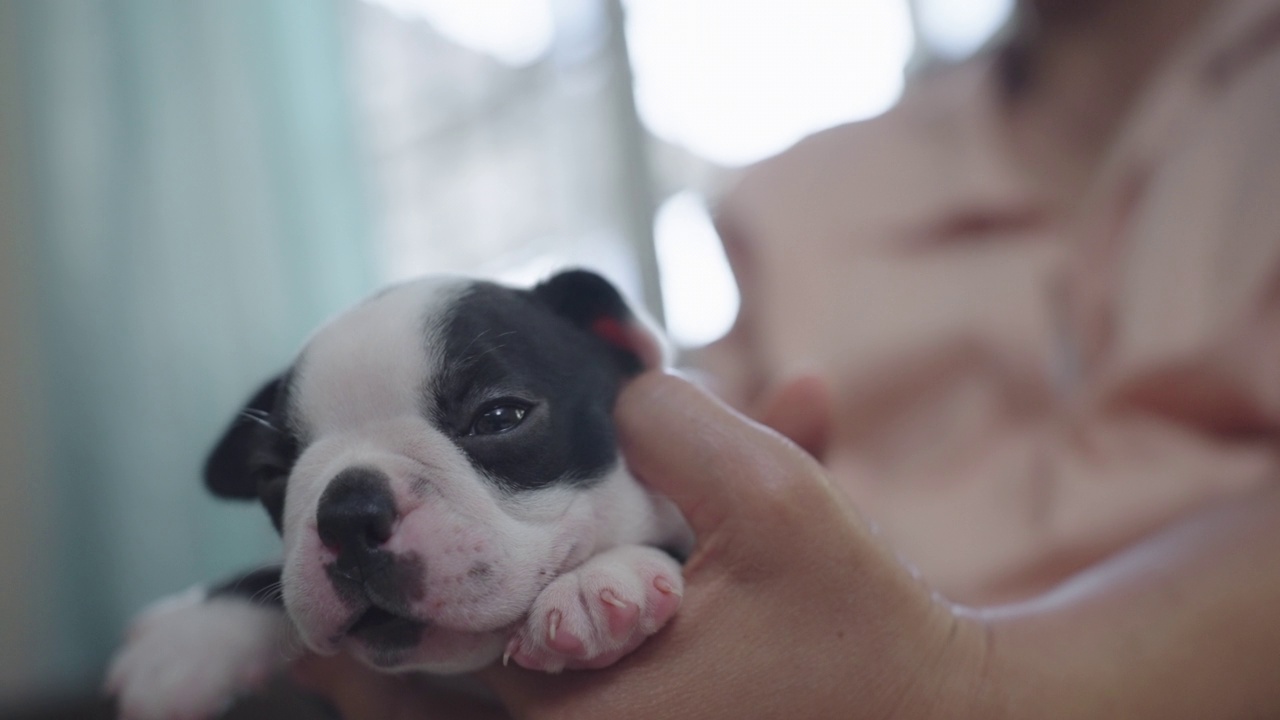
[205,271,665,672]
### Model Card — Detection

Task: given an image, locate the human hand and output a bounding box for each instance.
[292,652,508,720]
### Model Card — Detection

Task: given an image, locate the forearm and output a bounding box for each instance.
[976,481,1280,718]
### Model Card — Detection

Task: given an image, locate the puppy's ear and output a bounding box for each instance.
[204,375,284,500]
[533,269,668,374]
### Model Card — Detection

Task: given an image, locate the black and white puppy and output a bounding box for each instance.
[107,270,692,720]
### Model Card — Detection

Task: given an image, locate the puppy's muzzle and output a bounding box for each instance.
[317,467,416,608]
[317,467,426,649]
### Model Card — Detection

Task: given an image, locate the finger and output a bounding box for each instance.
[295,653,508,720]
[479,662,671,720]
[290,652,351,694]
[478,664,584,718]
[291,653,395,719]
[751,374,833,461]
[615,371,825,539]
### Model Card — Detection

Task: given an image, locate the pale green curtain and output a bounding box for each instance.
[0,0,374,691]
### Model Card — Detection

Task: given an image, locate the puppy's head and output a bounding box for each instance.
[205,270,668,672]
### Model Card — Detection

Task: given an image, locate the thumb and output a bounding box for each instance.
[615,371,823,540]
[751,374,833,461]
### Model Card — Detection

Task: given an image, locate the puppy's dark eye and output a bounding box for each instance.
[470,403,529,436]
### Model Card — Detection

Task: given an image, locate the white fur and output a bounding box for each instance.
[106,588,297,720]
[291,277,460,437]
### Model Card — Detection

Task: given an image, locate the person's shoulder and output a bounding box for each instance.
[716,59,1010,241]
[754,60,990,184]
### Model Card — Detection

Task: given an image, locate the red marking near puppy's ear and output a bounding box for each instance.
[591,316,632,352]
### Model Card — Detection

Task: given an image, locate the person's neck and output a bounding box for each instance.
[997,0,1218,212]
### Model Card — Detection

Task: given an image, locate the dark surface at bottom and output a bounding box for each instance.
[1,680,338,720]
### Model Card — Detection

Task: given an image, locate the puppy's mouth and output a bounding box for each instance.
[341,605,426,650]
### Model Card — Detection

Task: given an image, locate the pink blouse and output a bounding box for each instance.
[708,0,1280,603]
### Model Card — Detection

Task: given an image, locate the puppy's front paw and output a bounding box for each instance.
[506,545,682,673]
[105,589,296,720]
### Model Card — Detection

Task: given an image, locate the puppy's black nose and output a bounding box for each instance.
[317,467,397,558]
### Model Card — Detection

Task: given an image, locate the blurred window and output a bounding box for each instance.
[914,0,1014,60]
[352,0,1012,347]
[626,0,914,167]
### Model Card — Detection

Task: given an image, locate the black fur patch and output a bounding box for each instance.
[426,279,637,492]
[350,613,424,656]
[324,550,426,616]
[204,373,300,533]
[208,566,284,607]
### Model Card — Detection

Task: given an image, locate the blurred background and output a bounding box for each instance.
[0,0,1011,713]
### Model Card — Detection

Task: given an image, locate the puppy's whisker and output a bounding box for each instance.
[455,328,492,360]
[462,342,510,366]
[249,581,284,605]
[458,332,516,368]
[239,409,278,432]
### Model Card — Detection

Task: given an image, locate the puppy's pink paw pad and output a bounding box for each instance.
[508,545,683,673]
[545,610,586,656]
[646,582,680,625]
[600,590,641,638]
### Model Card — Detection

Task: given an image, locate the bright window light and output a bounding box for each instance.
[915,0,1014,59]
[626,0,913,166]
[654,191,739,347]
[360,0,554,66]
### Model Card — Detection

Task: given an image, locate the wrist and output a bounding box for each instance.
[899,605,1003,720]
[960,604,1114,720]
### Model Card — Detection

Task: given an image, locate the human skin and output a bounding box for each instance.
[296,372,1280,718]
